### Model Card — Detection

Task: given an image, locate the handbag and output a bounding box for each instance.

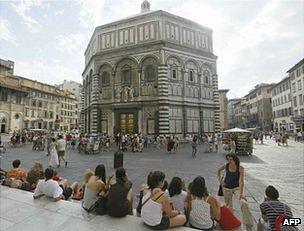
[95,196,107,215]
[217,185,224,196]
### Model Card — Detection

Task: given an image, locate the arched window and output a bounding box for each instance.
[145,65,155,82]
[189,70,194,82]
[101,72,110,86]
[203,70,210,85]
[1,118,6,123]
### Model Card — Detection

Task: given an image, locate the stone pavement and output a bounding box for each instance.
[1,137,303,229]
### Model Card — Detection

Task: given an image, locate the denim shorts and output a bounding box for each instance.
[146,214,170,230]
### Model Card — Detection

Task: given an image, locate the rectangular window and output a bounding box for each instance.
[296,69,300,77]
[292,83,296,93]
[293,96,297,107]
[16,93,22,104]
[0,88,7,101]
[31,110,35,117]
[189,70,194,82]
[299,94,303,105]
[122,69,131,85]
[298,80,302,90]
[32,100,36,106]
[172,68,177,79]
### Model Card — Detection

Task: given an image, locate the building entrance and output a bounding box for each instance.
[114,109,138,134]
[120,113,134,134]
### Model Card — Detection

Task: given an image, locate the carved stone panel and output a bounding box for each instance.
[100,87,112,100]
[141,83,157,96]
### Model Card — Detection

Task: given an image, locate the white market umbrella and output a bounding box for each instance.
[223,127,251,133]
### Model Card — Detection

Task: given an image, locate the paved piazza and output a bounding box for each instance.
[1,138,303,226]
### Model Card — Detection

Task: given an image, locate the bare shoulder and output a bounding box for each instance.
[239,165,245,172]
[208,195,219,204]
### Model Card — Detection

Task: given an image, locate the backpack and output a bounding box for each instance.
[268,203,298,231]
[275,213,287,231]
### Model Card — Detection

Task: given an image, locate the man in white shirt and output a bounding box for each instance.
[56,135,67,167]
[33,168,64,201]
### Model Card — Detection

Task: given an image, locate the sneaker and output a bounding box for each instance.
[65,162,68,167]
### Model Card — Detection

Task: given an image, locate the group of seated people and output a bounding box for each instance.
[1,159,298,231]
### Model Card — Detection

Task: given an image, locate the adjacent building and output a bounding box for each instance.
[227,98,241,128]
[218,89,229,131]
[56,80,83,130]
[245,83,274,130]
[287,58,304,133]
[0,63,28,133]
[270,76,293,133]
[233,98,248,129]
[82,1,220,136]
[0,59,77,132]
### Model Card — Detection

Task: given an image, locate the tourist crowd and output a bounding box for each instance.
[0,153,299,231]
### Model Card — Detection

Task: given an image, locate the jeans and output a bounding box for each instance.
[192,144,197,157]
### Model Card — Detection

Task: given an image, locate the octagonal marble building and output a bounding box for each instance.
[82,1,220,136]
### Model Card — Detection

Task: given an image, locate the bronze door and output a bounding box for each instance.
[120,113,134,134]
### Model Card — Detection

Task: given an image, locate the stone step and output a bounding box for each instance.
[1,185,196,231]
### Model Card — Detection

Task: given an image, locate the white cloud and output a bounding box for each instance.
[218,1,298,75]
[11,1,43,33]
[0,17,18,45]
[55,10,63,15]
[55,32,86,54]
[75,0,106,28]
[14,59,82,84]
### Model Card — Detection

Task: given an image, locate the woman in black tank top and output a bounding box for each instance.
[217,154,254,230]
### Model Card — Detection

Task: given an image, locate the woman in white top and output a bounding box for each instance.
[186,176,221,230]
[168,177,187,214]
[141,171,186,230]
[49,138,59,168]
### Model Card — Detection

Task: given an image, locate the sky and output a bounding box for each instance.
[0,0,303,98]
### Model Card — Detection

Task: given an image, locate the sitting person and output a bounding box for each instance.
[186,176,220,230]
[82,164,112,211]
[161,180,168,192]
[26,163,44,190]
[7,159,27,181]
[33,167,77,201]
[52,170,62,182]
[136,172,152,217]
[259,185,294,231]
[72,169,94,200]
[168,177,187,214]
[141,171,186,230]
[0,168,7,184]
[107,167,133,217]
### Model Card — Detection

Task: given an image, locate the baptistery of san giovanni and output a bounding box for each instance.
[82,1,220,136]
